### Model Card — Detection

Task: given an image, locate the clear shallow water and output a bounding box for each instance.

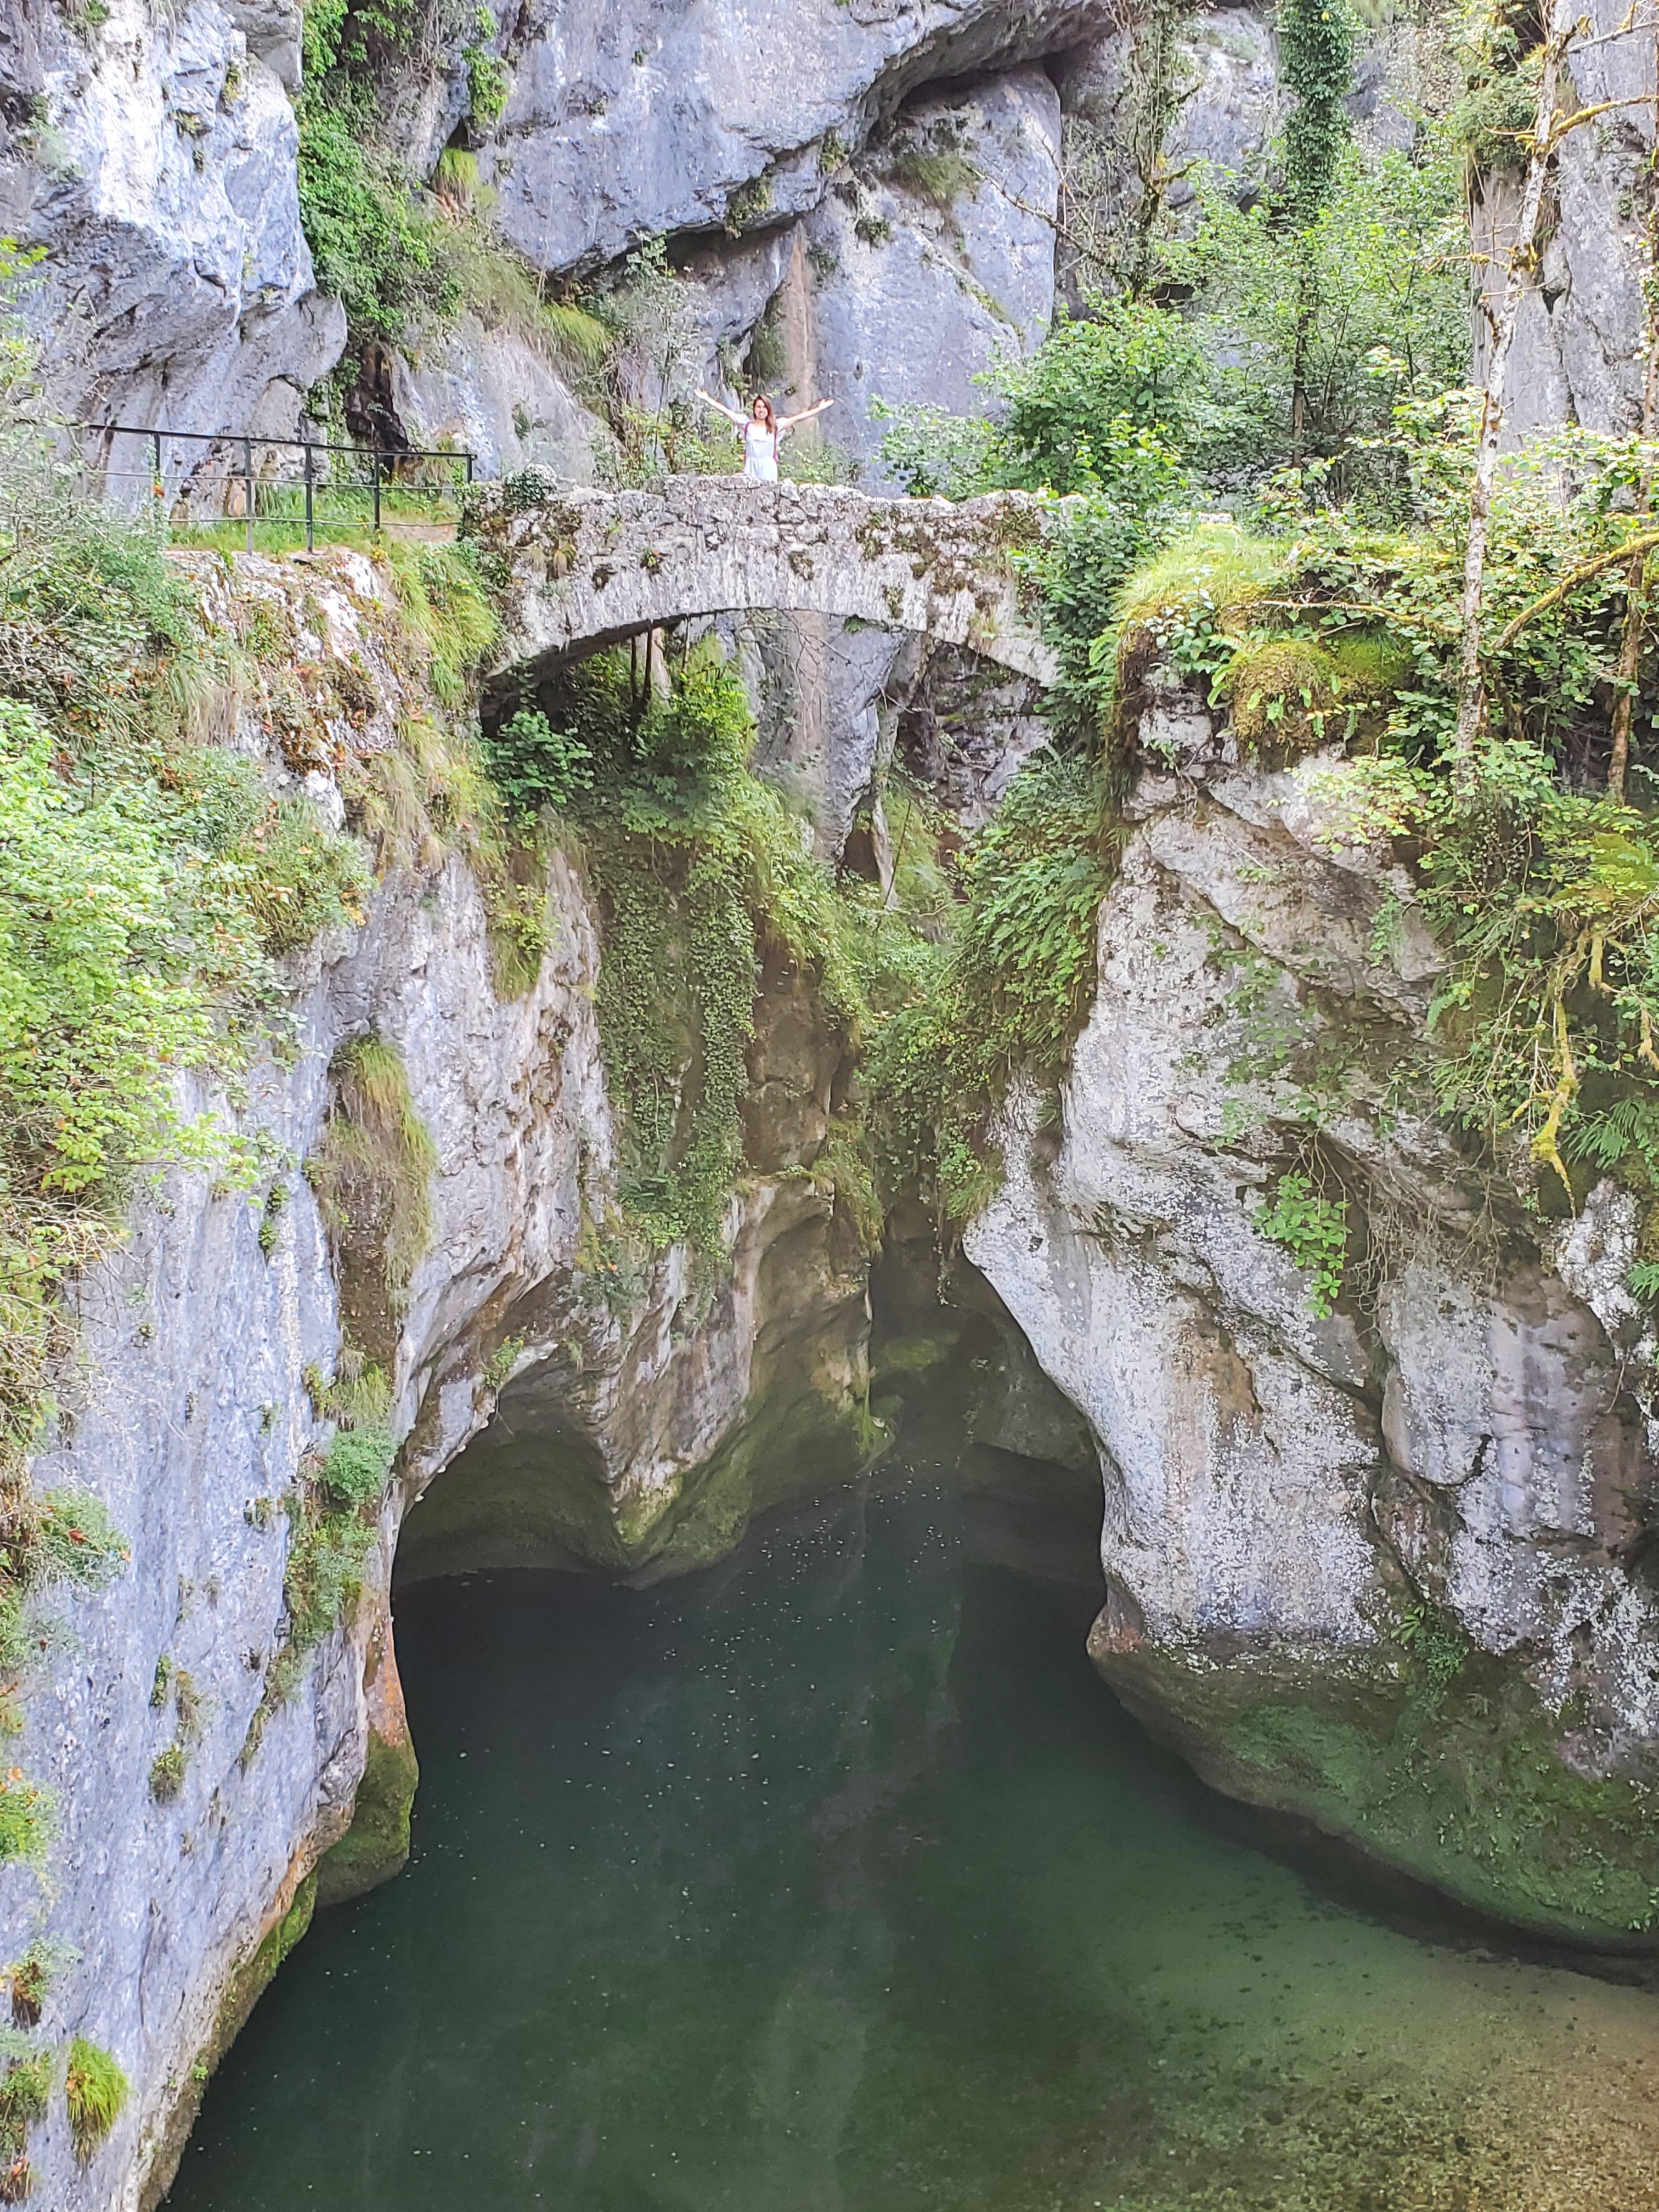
[170,1435,1659,2212]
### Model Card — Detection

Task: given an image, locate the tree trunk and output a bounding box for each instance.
[1453,0,1572,768]
[1290,252,1313,453]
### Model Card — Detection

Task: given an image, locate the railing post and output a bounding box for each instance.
[151,430,163,529]
[243,437,254,555]
[371,451,381,536]
[303,440,315,552]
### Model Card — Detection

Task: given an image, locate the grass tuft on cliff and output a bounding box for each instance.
[64,2036,129,2163]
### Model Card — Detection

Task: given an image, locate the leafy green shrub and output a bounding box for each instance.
[994,300,1205,492]
[484,1334,523,1389]
[297,112,455,341]
[484,708,594,814]
[295,0,458,343]
[1449,22,1543,177]
[873,402,997,500]
[491,647,861,1253]
[1395,1598,1470,1695]
[464,44,509,125]
[864,757,1117,1218]
[318,1424,396,1510]
[0,702,224,1201]
[1253,1171,1348,1316]
[64,2037,128,2163]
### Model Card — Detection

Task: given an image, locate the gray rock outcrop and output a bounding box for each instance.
[962,728,1659,1942]
[482,0,1113,278]
[2,0,343,456]
[799,66,1063,477]
[388,313,617,483]
[1475,0,1656,439]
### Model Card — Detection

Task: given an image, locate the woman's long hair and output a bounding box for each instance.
[751,396,777,433]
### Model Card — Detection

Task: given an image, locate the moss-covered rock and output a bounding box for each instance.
[1094,1619,1659,1948]
[314,1728,420,1909]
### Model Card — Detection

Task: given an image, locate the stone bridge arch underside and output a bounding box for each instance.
[468,476,1066,692]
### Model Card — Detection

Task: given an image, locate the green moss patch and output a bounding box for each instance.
[315,1725,420,1908]
[1099,1626,1659,1945]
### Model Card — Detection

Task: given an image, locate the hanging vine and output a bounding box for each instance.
[1275,0,1358,449]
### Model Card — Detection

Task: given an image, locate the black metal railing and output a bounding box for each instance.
[74,423,478,552]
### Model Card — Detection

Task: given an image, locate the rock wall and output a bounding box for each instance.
[798,66,1063,479]
[963,713,1659,1945]
[1475,0,1657,439]
[3,551,876,2212]
[1,0,342,461]
[481,0,1111,278]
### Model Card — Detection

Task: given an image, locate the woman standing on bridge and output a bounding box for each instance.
[695,389,834,482]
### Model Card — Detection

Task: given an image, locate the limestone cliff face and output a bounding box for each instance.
[478,0,1112,279]
[963,714,1659,1944]
[3,551,873,2212]
[1474,0,1657,440]
[1,0,342,454]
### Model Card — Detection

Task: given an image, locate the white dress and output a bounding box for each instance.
[742,420,781,482]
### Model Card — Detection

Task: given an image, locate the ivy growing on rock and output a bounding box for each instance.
[862,756,1119,1218]
[496,645,859,1254]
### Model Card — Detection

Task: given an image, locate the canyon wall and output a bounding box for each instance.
[2,551,873,2211]
[5,4,1659,2208]
[966,708,1659,1944]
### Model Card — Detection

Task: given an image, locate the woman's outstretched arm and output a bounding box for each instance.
[695,387,747,426]
[776,397,836,435]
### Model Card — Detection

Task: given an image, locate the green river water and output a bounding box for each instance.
[167,1425,1659,2212]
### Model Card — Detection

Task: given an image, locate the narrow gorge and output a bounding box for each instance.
[3,0,1659,2206]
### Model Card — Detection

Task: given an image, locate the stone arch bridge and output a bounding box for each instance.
[464,475,1064,687]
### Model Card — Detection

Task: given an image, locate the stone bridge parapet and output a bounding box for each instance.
[463,474,1066,685]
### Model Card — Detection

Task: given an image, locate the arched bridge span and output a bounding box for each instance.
[465,476,1064,685]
